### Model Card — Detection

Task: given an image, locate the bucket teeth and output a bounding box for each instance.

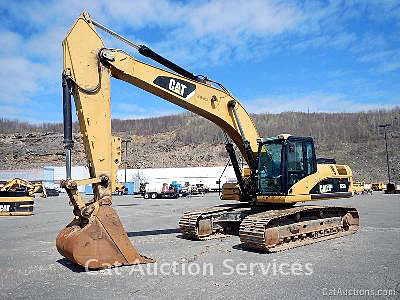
[56,206,153,269]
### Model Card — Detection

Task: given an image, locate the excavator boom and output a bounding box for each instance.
[63,13,259,164]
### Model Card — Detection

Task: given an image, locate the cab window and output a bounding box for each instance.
[287,142,304,172]
[305,141,315,175]
[258,143,283,193]
[287,140,315,189]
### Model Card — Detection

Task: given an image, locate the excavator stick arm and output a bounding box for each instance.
[58,12,154,269]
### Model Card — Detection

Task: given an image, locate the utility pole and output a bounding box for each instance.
[379,124,391,183]
[122,139,131,183]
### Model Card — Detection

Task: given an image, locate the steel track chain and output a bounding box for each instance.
[179,203,245,240]
[239,205,359,252]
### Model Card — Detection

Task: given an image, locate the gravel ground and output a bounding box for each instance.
[0,192,399,299]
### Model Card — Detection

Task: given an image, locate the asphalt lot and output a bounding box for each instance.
[0,192,399,299]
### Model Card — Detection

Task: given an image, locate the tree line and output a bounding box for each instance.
[1,108,399,144]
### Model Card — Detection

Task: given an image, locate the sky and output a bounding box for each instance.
[0,0,399,123]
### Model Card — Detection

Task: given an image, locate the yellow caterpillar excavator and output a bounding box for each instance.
[0,178,37,216]
[0,178,47,198]
[57,12,359,269]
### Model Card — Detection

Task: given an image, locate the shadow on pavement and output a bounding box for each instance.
[127,228,181,237]
[232,243,269,254]
[56,258,87,273]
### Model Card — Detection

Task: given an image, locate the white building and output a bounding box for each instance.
[49,166,90,192]
[117,166,237,191]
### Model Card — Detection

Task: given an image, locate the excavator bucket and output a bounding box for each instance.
[56,206,153,269]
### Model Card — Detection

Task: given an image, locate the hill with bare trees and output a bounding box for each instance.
[1,108,399,183]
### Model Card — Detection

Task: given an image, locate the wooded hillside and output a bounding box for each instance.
[1,108,399,183]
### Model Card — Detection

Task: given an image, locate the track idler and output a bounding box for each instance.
[56,179,153,269]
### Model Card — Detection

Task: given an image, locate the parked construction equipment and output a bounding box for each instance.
[56,12,359,269]
[372,182,386,191]
[363,183,373,194]
[352,182,365,194]
[352,182,373,195]
[0,191,34,216]
[142,182,179,199]
[0,178,47,198]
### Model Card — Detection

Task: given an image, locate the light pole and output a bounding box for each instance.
[122,139,131,183]
[378,124,391,183]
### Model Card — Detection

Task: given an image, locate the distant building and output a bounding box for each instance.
[0,166,237,193]
[0,167,54,189]
[117,166,237,191]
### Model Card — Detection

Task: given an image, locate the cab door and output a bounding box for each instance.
[286,137,317,191]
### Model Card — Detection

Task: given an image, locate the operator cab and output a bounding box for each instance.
[257,134,317,195]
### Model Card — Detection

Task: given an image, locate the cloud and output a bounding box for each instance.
[359,49,400,73]
[0,1,303,85]
[0,102,57,124]
[292,32,357,52]
[244,93,399,114]
[130,0,304,66]
[0,30,23,55]
[112,106,182,120]
[182,0,302,37]
[0,0,399,122]
[96,0,302,37]
[112,101,184,120]
[0,57,51,103]
[0,0,306,122]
